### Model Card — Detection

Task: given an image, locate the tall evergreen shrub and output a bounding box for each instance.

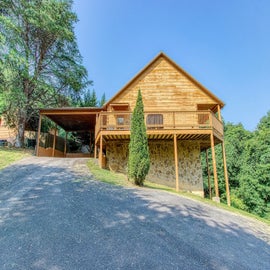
[128,90,150,185]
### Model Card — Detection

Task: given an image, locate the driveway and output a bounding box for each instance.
[0,157,269,270]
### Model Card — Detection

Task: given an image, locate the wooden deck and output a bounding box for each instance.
[95,110,224,146]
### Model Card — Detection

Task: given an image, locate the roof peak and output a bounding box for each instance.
[104,52,224,108]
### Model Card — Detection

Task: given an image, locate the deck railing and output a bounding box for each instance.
[95,111,223,137]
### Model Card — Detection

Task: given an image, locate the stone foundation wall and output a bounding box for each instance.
[105,140,203,196]
[177,141,203,195]
[105,141,129,174]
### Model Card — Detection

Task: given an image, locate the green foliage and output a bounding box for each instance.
[99,93,106,107]
[202,112,270,219]
[128,90,150,185]
[237,115,270,218]
[80,89,98,107]
[0,0,90,146]
[230,193,247,211]
[71,89,106,107]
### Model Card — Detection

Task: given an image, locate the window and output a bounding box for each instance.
[117,115,125,125]
[146,114,163,129]
[116,114,130,130]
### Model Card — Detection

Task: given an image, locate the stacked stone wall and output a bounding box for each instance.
[105,140,203,195]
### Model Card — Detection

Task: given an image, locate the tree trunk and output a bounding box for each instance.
[15,115,26,148]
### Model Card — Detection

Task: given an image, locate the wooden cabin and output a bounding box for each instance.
[0,116,37,146]
[0,116,15,144]
[37,52,230,203]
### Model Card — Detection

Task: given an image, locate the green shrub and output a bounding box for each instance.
[128,90,150,185]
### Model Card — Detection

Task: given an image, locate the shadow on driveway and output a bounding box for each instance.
[0,157,269,269]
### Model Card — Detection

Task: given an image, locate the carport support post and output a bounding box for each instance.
[36,114,42,156]
[64,132,68,157]
[222,142,231,206]
[210,133,219,202]
[99,135,103,168]
[89,131,92,154]
[174,134,179,192]
[52,125,57,157]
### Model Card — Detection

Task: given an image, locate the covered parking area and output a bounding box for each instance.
[36,107,102,157]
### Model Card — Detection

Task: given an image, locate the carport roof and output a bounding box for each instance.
[40,107,102,132]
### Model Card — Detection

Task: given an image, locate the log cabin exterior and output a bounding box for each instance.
[0,116,14,142]
[0,116,37,146]
[37,52,230,204]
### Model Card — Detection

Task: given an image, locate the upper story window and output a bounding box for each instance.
[117,115,125,125]
[146,114,163,129]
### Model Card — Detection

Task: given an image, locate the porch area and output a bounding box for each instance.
[95,110,224,148]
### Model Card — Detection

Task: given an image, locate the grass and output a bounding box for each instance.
[0,147,32,170]
[145,182,270,225]
[87,159,270,225]
[87,159,133,187]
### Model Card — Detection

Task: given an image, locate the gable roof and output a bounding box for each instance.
[104,52,225,109]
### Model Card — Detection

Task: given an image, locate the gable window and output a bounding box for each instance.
[146,114,163,129]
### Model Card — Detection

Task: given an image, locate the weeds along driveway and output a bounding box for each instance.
[0,157,269,270]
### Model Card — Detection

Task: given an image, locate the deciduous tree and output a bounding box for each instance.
[0,0,89,146]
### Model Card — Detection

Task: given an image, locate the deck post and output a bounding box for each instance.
[64,132,67,157]
[217,105,222,121]
[94,143,97,159]
[222,142,231,206]
[36,114,42,156]
[205,149,212,199]
[174,134,179,192]
[99,135,103,168]
[52,125,57,157]
[210,133,220,202]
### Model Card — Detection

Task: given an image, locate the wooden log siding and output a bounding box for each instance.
[95,111,223,136]
[211,113,223,137]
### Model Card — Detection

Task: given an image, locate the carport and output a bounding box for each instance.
[36,107,102,157]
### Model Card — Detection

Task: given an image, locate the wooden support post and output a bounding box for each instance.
[210,133,220,201]
[89,131,92,155]
[222,142,231,206]
[36,114,42,156]
[36,114,42,157]
[52,126,57,157]
[217,105,221,121]
[174,134,179,192]
[205,149,212,199]
[94,143,97,159]
[99,135,103,168]
[64,132,67,157]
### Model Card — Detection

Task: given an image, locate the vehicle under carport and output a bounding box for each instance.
[36,107,102,158]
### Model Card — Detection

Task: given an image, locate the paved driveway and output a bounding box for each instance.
[0,157,269,270]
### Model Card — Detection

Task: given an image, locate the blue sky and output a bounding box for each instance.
[73,0,270,131]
